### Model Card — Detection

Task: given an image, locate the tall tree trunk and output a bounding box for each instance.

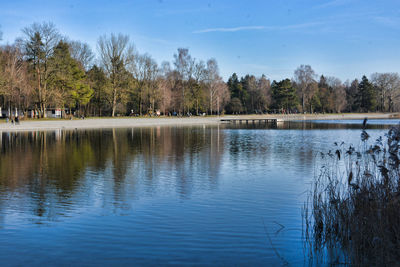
[210,90,213,115]
[37,67,44,117]
[112,87,117,117]
[42,64,49,118]
[182,84,185,115]
[163,96,166,116]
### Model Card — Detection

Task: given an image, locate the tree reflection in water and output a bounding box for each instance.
[0,126,225,222]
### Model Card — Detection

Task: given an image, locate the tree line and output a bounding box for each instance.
[0,22,399,118]
[227,66,400,114]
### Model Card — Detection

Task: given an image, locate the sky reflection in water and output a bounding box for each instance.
[0,120,397,265]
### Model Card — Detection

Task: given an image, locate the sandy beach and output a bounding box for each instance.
[0,113,398,132]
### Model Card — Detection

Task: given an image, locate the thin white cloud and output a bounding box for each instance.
[313,0,350,9]
[193,26,266,34]
[137,35,178,46]
[279,22,323,30]
[193,22,324,34]
[373,16,400,29]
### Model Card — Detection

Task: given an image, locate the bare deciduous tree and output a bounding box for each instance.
[294,64,317,113]
[0,44,32,116]
[327,76,346,113]
[69,40,94,71]
[191,60,207,115]
[205,58,229,115]
[131,53,159,115]
[173,48,194,114]
[371,73,400,112]
[158,62,173,115]
[257,75,271,112]
[98,33,135,117]
[22,22,60,117]
[142,54,159,114]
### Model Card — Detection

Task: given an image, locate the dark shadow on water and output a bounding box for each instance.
[0,126,227,221]
[221,119,397,130]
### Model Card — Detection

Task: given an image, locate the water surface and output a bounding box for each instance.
[0,120,397,265]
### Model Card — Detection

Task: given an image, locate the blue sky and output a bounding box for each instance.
[0,0,399,82]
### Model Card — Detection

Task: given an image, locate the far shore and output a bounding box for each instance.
[0,113,398,132]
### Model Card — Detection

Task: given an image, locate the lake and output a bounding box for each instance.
[0,120,397,266]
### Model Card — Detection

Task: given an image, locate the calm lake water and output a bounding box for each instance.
[0,119,398,266]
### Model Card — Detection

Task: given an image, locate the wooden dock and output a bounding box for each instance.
[220,118,282,124]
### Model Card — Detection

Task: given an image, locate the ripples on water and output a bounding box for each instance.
[0,119,398,265]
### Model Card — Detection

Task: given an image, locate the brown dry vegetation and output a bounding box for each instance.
[303,119,400,265]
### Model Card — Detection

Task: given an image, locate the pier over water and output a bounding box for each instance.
[220,118,282,124]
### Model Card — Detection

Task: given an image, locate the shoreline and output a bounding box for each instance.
[0,113,398,132]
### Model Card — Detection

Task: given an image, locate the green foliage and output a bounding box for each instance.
[271,79,298,110]
[310,94,321,112]
[227,74,247,111]
[226,73,270,114]
[227,73,242,99]
[313,75,336,113]
[87,65,111,116]
[225,97,243,114]
[24,32,45,68]
[357,75,377,112]
[345,79,359,112]
[188,80,207,114]
[21,22,61,117]
[49,41,93,110]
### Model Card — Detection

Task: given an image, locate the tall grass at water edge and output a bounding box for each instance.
[303,119,400,266]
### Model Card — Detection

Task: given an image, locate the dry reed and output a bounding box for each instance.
[303,119,400,266]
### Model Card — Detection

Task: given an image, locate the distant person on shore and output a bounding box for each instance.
[15,116,20,125]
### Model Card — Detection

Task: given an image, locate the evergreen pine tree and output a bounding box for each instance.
[357,75,377,112]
